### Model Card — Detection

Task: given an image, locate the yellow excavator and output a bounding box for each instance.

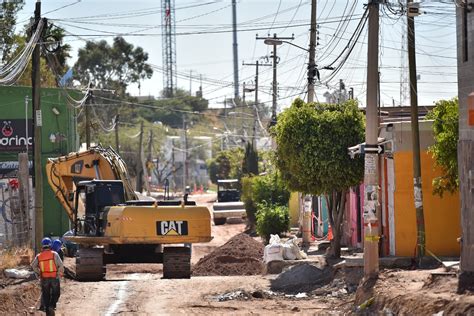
[46,145,212,280]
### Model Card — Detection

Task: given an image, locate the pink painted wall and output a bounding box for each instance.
[344,184,364,248]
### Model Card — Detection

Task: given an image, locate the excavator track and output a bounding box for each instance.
[163,247,191,279]
[75,247,106,281]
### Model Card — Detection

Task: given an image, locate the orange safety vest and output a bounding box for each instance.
[38,250,57,278]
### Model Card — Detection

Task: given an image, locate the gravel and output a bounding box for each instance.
[270,263,334,294]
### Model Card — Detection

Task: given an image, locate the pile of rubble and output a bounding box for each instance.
[193,233,264,276]
[270,263,334,294]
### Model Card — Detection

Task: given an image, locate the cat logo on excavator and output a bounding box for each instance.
[157,220,188,236]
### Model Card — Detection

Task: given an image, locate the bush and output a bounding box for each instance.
[256,203,290,243]
[241,172,290,230]
[252,172,290,206]
[241,176,257,226]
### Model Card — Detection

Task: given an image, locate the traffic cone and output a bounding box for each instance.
[327,225,333,241]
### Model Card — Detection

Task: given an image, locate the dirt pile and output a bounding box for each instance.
[355,269,474,315]
[193,233,264,276]
[0,280,40,314]
[271,263,334,294]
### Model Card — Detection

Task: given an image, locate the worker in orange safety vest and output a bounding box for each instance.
[31,237,64,315]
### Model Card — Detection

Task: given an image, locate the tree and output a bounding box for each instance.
[207,148,244,184]
[273,98,365,258]
[74,37,153,96]
[242,142,259,176]
[426,98,459,196]
[0,1,24,63]
[140,90,209,128]
[241,171,290,230]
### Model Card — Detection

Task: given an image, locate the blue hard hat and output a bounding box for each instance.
[52,239,62,251]
[41,237,52,248]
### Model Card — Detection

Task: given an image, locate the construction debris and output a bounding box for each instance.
[4,269,34,280]
[270,263,333,294]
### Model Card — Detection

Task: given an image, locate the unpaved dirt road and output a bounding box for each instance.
[53,194,350,315]
[52,189,352,316]
[56,222,348,315]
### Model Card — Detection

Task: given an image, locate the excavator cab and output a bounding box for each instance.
[74,180,126,237]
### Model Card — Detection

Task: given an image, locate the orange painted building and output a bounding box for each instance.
[379,120,460,257]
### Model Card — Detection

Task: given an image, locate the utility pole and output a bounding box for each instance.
[271,37,278,125]
[114,114,120,154]
[407,0,426,261]
[242,59,272,108]
[32,0,42,251]
[85,90,92,149]
[171,143,176,193]
[141,128,152,196]
[136,121,144,193]
[147,130,153,168]
[300,0,318,246]
[189,70,193,95]
[307,0,317,103]
[182,115,189,194]
[231,0,240,101]
[243,59,272,148]
[146,129,153,196]
[256,34,294,125]
[363,0,380,279]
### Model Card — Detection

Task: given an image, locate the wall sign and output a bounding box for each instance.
[0,119,33,152]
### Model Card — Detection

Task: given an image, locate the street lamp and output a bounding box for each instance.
[262,37,320,103]
[264,38,308,52]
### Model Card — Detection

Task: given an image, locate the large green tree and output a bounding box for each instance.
[74,37,153,96]
[426,98,459,196]
[273,98,365,258]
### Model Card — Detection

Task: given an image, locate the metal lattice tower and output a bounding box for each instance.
[161,0,177,97]
[399,32,409,107]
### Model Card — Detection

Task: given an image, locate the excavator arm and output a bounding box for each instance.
[46,145,138,221]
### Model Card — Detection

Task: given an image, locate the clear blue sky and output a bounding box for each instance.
[17,0,457,110]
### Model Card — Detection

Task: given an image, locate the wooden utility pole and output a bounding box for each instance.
[363,0,380,279]
[32,0,43,251]
[85,91,91,149]
[136,121,144,193]
[114,114,120,154]
[407,0,426,261]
